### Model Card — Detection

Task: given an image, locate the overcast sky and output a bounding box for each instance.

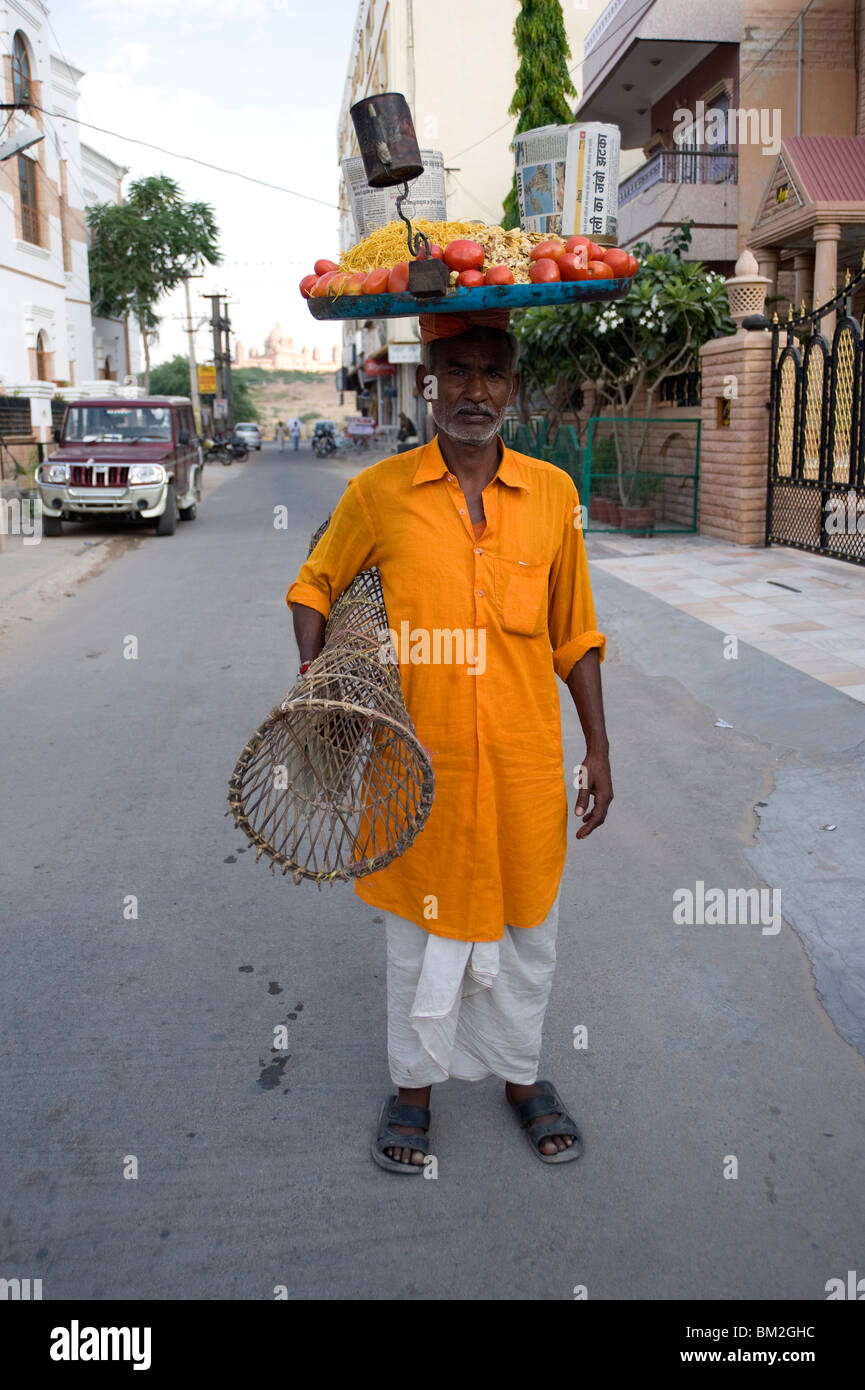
[51,0,359,366]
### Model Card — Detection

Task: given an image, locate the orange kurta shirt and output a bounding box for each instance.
[286,434,605,943]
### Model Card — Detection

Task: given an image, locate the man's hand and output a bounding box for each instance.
[574,748,613,839]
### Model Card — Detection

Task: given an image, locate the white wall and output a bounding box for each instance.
[0,3,135,391]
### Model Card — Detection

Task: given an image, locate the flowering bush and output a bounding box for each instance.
[512,223,734,500]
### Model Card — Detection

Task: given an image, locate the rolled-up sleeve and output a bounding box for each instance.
[286,476,377,621]
[547,482,606,681]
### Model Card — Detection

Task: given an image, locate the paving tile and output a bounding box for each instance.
[836,683,865,703]
[769,620,829,633]
[819,668,865,687]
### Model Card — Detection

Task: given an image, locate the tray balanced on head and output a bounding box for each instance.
[306,276,631,320]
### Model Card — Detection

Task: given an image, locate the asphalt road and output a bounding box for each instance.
[1,440,863,1300]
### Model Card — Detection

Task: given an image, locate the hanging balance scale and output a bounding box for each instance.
[348,92,450,299]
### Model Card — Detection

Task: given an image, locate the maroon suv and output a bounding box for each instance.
[36,396,203,536]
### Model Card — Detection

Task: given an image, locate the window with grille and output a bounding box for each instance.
[19,154,40,244]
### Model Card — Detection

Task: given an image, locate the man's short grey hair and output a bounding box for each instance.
[420,329,521,377]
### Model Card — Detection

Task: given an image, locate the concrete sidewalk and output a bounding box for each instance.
[587,531,865,704]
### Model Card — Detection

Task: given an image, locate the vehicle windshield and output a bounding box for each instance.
[64,405,174,444]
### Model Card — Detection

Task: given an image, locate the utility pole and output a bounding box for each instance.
[202,292,234,435]
[183,275,204,424]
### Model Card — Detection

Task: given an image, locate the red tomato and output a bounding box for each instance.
[558,253,589,282]
[530,239,565,262]
[566,236,605,261]
[443,239,485,272]
[484,264,515,285]
[299,274,318,299]
[343,272,367,295]
[529,258,561,284]
[417,243,444,260]
[314,258,340,276]
[310,272,339,297]
[388,262,410,294]
[326,272,351,295]
[626,254,639,277]
[362,267,391,295]
[602,247,632,278]
[458,268,486,288]
[586,259,614,280]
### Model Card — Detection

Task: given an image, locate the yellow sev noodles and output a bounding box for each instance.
[339,219,487,273]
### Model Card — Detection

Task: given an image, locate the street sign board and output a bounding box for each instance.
[387,343,421,364]
[198,364,218,394]
[213,397,228,419]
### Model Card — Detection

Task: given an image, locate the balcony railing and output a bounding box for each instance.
[619,149,738,206]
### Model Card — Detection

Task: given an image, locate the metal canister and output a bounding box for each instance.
[349,92,424,189]
[562,123,621,246]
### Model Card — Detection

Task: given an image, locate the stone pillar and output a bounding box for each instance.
[813,222,841,335]
[792,251,814,314]
[755,248,780,301]
[698,330,774,546]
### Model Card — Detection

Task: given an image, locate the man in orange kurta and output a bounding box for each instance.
[287,311,612,1171]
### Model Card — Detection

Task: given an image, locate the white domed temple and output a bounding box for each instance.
[234,325,339,373]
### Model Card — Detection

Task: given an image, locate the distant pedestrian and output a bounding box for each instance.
[290,421,301,452]
[277,422,286,452]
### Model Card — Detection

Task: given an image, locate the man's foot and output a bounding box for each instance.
[384,1085,431,1166]
[506,1081,578,1156]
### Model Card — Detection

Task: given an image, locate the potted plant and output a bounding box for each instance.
[590,482,610,525]
[620,474,663,534]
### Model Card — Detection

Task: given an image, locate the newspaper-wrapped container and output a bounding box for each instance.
[342,149,447,241]
[513,124,570,235]
[562,123,621,244]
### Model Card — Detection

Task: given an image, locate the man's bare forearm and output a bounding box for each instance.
[292,603,326,665]
[566,647,613,837]
[565,647,609,752]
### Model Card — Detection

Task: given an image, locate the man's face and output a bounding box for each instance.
[417,329,519,447]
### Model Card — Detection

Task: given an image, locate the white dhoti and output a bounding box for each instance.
[384,889,561,1087]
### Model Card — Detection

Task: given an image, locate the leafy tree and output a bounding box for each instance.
[87,176,220,391]
[149,354,258,423]
[512,223,734,501]
[148,354,191,397]
[503,0,576,228]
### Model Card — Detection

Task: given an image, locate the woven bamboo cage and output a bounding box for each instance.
[227,517,435,885]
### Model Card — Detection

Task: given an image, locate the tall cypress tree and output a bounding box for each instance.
[503,0,577,228]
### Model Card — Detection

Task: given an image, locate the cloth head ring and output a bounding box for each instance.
[419,310,512,344]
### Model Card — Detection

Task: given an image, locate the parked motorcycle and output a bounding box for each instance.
[205,435,248,465]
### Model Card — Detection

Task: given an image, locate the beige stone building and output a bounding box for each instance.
[234,326,339,373]
[572,0,865,553]
[577,0,865,307]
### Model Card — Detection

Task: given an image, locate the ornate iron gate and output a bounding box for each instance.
[767,263,865,564]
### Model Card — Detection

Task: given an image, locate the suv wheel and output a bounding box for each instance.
[179,501,197,522]
[155,483,177,536]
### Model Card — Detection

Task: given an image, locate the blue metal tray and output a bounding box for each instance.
[306,277,631,320]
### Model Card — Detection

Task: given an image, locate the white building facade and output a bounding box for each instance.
[0,1,138,400]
